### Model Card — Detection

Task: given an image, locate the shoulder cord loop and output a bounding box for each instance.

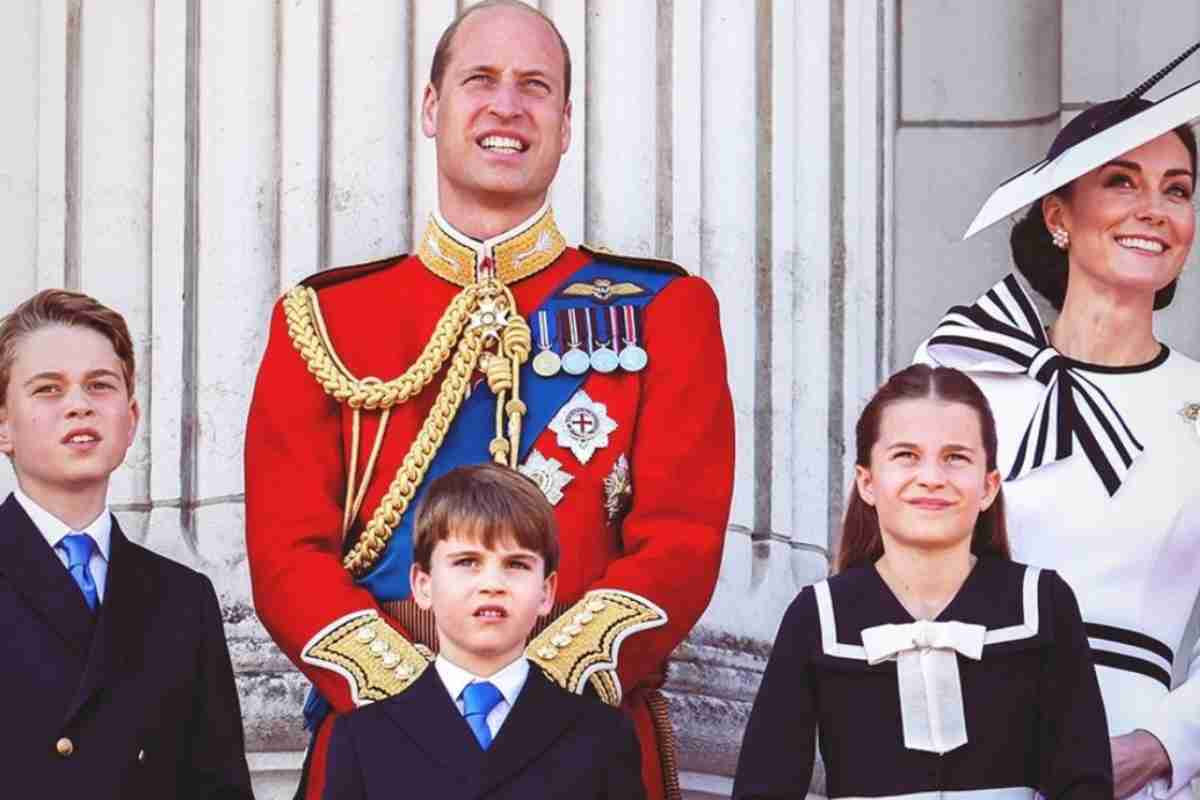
[281,279,531,577]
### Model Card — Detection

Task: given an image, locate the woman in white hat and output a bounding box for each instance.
[918,46,1200,800]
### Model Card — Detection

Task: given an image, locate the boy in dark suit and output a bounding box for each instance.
[323,464,645,799]
[0,289,253,799]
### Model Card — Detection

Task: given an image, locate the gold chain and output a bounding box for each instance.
[282,278,531,578]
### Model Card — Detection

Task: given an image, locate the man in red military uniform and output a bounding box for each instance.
[244,2,734,798]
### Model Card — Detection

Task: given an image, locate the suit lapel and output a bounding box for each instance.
[64,518,157,724]
[0,494,95,658]
[382,668,488,776]
[477,668,582,797]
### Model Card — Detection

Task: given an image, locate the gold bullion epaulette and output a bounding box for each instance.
[579,243,689,277]
[297,253,408,292]
[526,589,668,706]
[301,609,432,706]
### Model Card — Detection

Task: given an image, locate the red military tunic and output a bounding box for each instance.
[245,207,735,799]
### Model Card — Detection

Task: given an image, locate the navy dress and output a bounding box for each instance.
[733,557,1112,800]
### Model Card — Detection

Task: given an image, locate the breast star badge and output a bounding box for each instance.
[518,449,574,506]
[548,389,618,464]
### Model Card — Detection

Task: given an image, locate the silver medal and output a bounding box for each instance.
[590,346,619,373]
[561,308,590,375]
[562,348,590,375]
[618,344,648,372]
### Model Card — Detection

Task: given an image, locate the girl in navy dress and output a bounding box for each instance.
[734,365,1112,800]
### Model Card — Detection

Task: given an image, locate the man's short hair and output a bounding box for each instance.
[429,0,572,104]
[413,462,560,574]
[0,289,136,404]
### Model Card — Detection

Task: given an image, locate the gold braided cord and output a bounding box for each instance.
[345,406,391,537]
[283,276,531,578]
[282,284,478,410]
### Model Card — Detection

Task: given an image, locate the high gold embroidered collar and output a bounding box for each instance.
[417,205,567,287]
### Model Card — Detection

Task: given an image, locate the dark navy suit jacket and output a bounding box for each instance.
[324,663,645,799]
[0,494,253,799]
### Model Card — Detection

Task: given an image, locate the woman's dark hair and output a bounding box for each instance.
[835,364,1010,573]
[1011,123,1198,312]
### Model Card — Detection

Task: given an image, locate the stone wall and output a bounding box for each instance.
[1,2,1197,798]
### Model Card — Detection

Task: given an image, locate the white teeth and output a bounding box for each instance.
[480,135,524,153]
[1117,236,1165,253]
[69,435,96,443]
[477,609,504,618]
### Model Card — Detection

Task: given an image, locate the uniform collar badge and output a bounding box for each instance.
[518,449,574,506]
[418,202,566,287]
[549,389,618,464]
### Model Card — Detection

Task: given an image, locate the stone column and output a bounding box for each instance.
[892,0,1062,367]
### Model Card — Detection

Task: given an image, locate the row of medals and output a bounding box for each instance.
[530,307,648,378]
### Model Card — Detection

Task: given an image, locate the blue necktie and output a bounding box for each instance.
[461,681,504,750]
[58,533,98,611]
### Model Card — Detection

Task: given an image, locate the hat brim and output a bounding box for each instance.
[963,78,1200,240]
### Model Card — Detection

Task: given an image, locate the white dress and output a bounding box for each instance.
[919,275,1200,799]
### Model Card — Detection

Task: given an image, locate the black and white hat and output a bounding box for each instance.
[964,42,1200,240]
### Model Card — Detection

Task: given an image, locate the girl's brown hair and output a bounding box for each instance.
[835,364,1010,573]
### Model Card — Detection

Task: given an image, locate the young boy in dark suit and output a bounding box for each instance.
[0,289,253,799]
[323,463,645,799]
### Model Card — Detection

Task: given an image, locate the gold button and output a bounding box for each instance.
[56,737,74,757]
[137,749,146,763]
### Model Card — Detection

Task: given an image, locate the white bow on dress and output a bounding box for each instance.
[861,619,986,754]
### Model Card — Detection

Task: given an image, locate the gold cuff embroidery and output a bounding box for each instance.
[417,207,566,287]
[526,589,668,706]
[301,610,432,706]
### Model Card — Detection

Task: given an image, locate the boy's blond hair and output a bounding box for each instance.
[412,463,560,574]
[0,289,135,404]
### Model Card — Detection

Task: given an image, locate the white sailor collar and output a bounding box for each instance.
[811,557,1049,666]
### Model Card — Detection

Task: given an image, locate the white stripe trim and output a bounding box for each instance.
[1088,638,1174,676]
[983,567,1040,645]
[816,567,1041,661]
[834,787,1036,800]
[814,580,868,660]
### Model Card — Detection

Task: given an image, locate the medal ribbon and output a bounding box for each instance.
[563,308,583,350]
[582,306,595,354]
[927,273,1143,496]
[536,310,553,352]
[622,305,641,348]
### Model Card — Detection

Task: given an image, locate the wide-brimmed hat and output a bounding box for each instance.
[964,42,1200,240]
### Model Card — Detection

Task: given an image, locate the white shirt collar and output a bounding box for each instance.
[433,199,551,259]
[12,486,113,562]
[434,654,530,709]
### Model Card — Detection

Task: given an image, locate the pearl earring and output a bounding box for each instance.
[1051,228,1069,250]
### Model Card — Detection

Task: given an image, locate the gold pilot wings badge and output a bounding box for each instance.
[560,278,646,303]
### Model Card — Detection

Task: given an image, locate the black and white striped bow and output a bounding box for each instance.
[927,274,1142,497]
